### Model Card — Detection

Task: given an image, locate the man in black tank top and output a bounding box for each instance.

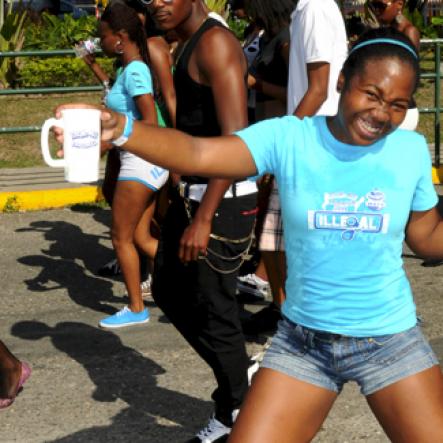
[147,1,258,442]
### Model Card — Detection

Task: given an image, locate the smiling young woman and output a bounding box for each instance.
[327,34,418,146]
[55,27,443,442]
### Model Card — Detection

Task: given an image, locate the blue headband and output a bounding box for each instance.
[349,38,418,59]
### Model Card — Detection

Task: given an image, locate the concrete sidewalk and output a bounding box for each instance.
[0,166,106,212]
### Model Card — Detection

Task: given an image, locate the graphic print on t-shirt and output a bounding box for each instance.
[307,189,390,241]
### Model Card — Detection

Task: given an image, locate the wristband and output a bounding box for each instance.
[112,114,134,147]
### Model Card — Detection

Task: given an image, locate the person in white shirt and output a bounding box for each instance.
[287,0,348,116]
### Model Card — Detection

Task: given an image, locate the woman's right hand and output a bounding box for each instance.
[82,53,96,66]
[53,104,126,151]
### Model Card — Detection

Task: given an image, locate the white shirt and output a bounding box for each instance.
[287,0,348,116]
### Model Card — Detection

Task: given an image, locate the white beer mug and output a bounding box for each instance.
[41,108,101,183]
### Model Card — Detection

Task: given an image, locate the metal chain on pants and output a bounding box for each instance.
[183,196,255,275]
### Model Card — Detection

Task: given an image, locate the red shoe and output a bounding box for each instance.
[0,362,31,409]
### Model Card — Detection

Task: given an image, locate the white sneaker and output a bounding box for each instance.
[247,360,260,385]
[237,273,270,301]
[140,275,152,300]
[248,339,272,385]
[194,415,232,442]
[124,275,152,300]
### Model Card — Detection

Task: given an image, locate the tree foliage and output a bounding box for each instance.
[23,12,98,49]
[0,3,28,88]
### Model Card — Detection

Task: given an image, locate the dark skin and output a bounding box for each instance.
[99,19,159,313]
[147,35,176,127]
[81,35,175,126]
[293,62,330,118]
[149,0,248,263]
[0,340,21,399]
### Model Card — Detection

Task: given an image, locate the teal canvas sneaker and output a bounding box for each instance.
[99,306,149,329]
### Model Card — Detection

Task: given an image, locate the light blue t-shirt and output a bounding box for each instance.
[106,60,153,120]
[236,116,437,336]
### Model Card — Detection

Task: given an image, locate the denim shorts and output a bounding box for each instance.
[261,317,439,395]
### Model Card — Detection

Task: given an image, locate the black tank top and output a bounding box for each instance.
[174,18,225,184]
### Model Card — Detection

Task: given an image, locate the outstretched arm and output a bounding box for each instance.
[54,105,258,179]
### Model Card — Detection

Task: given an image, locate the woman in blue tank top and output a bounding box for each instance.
[97,3,169,330]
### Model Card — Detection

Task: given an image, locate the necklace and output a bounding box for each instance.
[174,15,209,67]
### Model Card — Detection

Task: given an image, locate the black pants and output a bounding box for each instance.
[152,190,257,425]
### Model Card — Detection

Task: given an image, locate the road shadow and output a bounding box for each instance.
[430,336,443,363]
[16,218,120,315]
[11,320,210,442]
[16,216,111,275]
[70,204,112,235]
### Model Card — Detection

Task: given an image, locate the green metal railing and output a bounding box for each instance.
[420,39,442,167]
[1,42,442,162]
[0,49,103,134]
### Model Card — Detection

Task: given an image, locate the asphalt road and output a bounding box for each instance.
[0,206,442,442]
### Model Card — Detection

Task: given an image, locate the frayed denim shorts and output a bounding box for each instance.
[261,317,439,396]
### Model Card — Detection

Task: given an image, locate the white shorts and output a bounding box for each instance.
[118,150,169,191]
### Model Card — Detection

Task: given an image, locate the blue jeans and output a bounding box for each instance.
[262,317,439,395]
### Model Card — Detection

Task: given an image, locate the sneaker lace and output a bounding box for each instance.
[116,306,130,317]
[239,273,267,288]
[240,273,255,283]
[196,416,225,438]
[140,279,151,291]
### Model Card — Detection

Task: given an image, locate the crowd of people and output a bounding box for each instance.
[3,0,443,442]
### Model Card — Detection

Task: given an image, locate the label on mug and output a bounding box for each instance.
[71,130,100,149]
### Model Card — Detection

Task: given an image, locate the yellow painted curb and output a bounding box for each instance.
[0,186,104,212]
[1,166,441,212]
[432,166,443,185]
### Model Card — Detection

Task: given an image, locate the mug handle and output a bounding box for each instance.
[40,118,66,168]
